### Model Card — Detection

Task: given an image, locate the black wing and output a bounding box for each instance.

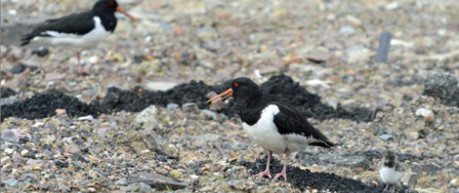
[272,102,334,148]
[21,11,95,46]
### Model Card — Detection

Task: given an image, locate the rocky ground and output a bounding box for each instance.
[1,0,458,192]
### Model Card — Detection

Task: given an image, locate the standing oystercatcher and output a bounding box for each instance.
[21,0,136,74]
[208,77,334,181]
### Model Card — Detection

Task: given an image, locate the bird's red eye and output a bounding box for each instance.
[233,82,239,87]
[109,1,115,7]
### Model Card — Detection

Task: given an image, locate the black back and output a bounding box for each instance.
[21,0,119,46]
[231,77,334,148]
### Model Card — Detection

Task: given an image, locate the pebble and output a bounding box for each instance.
[167,103,180,111]
[4,178,19,188]
[5,148,15,154]
[182,103,199,112]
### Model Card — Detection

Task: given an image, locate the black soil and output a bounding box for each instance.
[1,91,104,120]
[1,75,373,122]
[240,157,414,193]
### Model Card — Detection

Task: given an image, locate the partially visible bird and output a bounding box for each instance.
[208,77,334,181]
[21,0,137,74]
[380,150,405,192]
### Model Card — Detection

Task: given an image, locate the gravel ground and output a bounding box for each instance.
[1,0,458,192]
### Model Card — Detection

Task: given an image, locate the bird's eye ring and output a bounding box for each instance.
[233,82,239,87]
[109,1,115,7]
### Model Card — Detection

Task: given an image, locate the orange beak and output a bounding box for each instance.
[116,6,137,20]
[207,88,233,107]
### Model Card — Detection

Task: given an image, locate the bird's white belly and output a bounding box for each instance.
[379,166,403,184]
[34,17,109,49]
[242,104,314,153]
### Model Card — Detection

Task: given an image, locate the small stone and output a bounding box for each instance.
[128,172,187,190]
[201,109,218,120]
[167,103,180,111]
[20,149,30,156]
[4,178,18,188]
[64,143,81,154]
[131,105,160,131]
[385,2,400,10]
[339,26,356,34]
[182,103,199,112]
[45,73,66,81]
[379,134,394,141]
[5,148,15,154]
[415,108,434,118]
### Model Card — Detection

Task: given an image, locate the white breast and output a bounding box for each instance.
[242,104,315,153]
[33,17,109,49]
[379,166,404,184]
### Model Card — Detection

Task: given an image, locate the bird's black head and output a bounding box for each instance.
[208,77,261,108]
[383,150,396,167]
[93,0,136,20]
[231,77,261,99]
[93,0,119,14]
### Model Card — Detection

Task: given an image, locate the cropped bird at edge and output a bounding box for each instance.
[21,0,137,75]
[208,77,334,181]
[380,150,405,192]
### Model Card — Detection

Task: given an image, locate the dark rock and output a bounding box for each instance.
[127,172,187,190]
[1,88,16,98]
[10,63,27,74]
[55,160,69,168]
[423,73,459,107]
[31,47,50,57]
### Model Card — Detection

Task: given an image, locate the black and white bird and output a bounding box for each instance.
[380,150,404,192]
[21,0,136,74]
[208,77,334,181]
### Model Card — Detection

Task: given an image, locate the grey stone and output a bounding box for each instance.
[423,73,458,106]
[339,26,356,34]
[128,172,187,190]
[145,81,177,91]
[166,103,180,111]
[182,103,199,112]
[4,178,19,188]
[379,134,394,141]
[201,109,218,120]
[131,105,160,131]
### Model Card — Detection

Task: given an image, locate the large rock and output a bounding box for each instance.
[131,105,160,131]
[423,73,458,106]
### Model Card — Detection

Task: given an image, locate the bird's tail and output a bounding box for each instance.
[309,140,334,148]
[21,34,35,46]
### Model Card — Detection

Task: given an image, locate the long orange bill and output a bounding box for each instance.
[207,88,233,107]
[116,6,137,20]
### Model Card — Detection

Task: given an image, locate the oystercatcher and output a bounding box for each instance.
[208,77,334,181]
[380,150,404,192]
[21,0,136,74]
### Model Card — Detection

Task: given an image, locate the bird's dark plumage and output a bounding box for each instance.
[21,0,120,46]
[208,77,334,180]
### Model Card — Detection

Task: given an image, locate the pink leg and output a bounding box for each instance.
[253,151,272,179]
[274,149,289,181]
[76,52,90,75]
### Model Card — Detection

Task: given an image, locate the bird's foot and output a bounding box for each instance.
[274,171,287,181]
[77,68,90,76]
[253,170,271,179]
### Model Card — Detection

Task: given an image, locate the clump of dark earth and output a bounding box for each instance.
[1,75,373,122]
[10,63,38,74]
[240,157,414,193]
[423,72,459,107]
[31,47,50,57]
[1,90,104,121]
[1,87,16,98]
